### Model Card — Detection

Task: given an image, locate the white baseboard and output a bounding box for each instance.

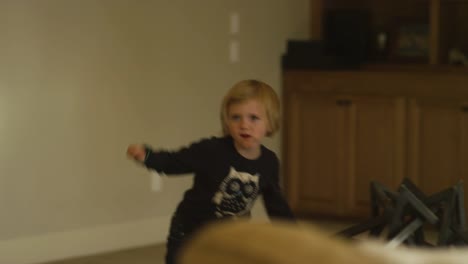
[0,216,170,264]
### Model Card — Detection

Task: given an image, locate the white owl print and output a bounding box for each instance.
[212,167,260,218]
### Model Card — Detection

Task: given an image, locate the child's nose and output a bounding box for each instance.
[240,118,249,128]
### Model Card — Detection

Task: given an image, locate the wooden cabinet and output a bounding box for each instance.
[283,70,468,219]
[284,92,405,218]
[408,98,468,208]
[344,96,406,217]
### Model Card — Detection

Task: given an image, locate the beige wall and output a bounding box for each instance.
[0,0,309,263]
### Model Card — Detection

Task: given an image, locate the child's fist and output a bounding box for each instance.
[127,144,147,162]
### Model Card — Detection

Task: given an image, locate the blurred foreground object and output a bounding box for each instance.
[180,220,468,264]
[179,220,379,264]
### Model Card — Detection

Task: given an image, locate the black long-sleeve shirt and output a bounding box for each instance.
[144,136,294,230]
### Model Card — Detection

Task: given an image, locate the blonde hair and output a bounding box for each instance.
[220,79,280,137]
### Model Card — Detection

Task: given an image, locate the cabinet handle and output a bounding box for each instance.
[462,106,468,112]
[336,99,352,106]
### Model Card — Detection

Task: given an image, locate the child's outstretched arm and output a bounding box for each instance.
[126,144,147,162]
[126,139,211,175]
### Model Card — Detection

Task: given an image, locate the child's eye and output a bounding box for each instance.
[250,115,260,121]
[230,114,240,121]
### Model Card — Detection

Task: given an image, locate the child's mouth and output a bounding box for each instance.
[240,134,251,139]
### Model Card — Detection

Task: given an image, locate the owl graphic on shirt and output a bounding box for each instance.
[212,167,260,218]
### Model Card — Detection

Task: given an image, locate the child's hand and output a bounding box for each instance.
[127,144,147,162]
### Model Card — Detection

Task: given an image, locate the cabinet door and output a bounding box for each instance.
[284,92,346,216]
[344,96,406,218]
[408,98,468,205]
[284,92,405,218]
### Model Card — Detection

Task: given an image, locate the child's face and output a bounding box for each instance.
[226,99,269,156]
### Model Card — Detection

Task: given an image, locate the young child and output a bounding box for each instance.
[126,79,295,264]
